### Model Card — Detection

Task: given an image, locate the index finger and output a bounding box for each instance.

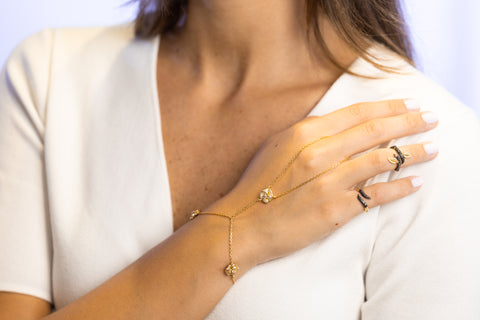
[303,99,421,136]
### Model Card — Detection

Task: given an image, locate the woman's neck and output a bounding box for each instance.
[160,0,357,97]
[185,1,307,58]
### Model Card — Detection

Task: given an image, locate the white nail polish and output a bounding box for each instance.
[411,176,424,188]
[423,142,439,155]
[404,98,421,110]
[421,111,439,124]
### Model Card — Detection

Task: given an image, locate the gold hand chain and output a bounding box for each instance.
[189,136,349,283]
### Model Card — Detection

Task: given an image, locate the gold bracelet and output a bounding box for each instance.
[189,136,349,284]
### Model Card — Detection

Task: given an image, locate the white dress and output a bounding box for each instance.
[0,22,479,319]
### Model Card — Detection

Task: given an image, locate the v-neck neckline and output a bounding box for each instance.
[147,32,370,233]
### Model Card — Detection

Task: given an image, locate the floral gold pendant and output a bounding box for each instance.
[259,187,274,204]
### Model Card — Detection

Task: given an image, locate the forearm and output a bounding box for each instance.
[42,213,255,320]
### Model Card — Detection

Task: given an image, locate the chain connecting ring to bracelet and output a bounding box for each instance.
[190,136,348,284]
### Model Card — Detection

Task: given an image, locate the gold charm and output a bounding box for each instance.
[388,157,400,165]
[388,152,411,164]
[259,187,274,203]
[190,209,200,220]
[225,263,239,276]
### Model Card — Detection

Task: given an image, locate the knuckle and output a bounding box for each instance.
[387,100,403,114]
[404,113,419,128]
[399,179,415,195]
[370,150,383,167]
[300,148,321,170]
[413,144,426,159]
[291,122,312,142]
[314,175,330,193]
[369,150,389,169]
[368,187,384,204]
[347,103,365,119]
[363,120,384,137]
[294,115,319,130]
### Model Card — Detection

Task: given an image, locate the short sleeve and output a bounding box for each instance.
[0,28,54,303]
[361,109,480,319]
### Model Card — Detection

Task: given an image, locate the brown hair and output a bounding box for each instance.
[128,0,414,72]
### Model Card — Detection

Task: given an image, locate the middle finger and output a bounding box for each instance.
[326,111,439,159]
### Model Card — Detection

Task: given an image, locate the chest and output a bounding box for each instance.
[158,88,326,231]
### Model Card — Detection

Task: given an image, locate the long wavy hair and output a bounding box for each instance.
[127,0,414,72]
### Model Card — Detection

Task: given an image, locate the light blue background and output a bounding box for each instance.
[0,0,479,116]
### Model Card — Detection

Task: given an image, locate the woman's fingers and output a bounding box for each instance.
[326,110,439,159]
[326,142,439,188]
[346,176,423,218]
[300,99,420,137]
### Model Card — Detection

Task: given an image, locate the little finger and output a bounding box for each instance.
[347,176,424,216]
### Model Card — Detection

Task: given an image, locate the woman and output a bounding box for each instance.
[0,0,479,319]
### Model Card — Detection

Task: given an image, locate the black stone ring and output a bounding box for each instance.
[357,188,371,213]
[389,145,412,172]
[391,145,406,164]
[358,188,371,199]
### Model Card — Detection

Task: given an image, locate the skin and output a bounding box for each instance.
[0,1,439,319]
[159,0,358,232]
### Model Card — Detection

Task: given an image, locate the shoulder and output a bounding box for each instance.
[4,22,138,64]
[317,44,480,155]
[358,45,477,128]
[1,22,157,123]
[342,45,480,205]
[2,22,156,79]
[359,45,480,165]
[2,23,135,76]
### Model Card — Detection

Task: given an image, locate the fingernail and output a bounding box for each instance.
[404,98,421,110]
[423,142,439,155]
[421,111,439,124]
[411,176,424,188]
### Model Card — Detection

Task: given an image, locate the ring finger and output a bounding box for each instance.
[325,142,439,189]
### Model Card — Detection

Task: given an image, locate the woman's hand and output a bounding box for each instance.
[0,98,439,320]
[202,99,438,268]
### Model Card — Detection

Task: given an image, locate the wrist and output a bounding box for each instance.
[198,197,260,279]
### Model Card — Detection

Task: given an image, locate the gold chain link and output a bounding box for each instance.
[273,159,347,199]
[269,136,331,186]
